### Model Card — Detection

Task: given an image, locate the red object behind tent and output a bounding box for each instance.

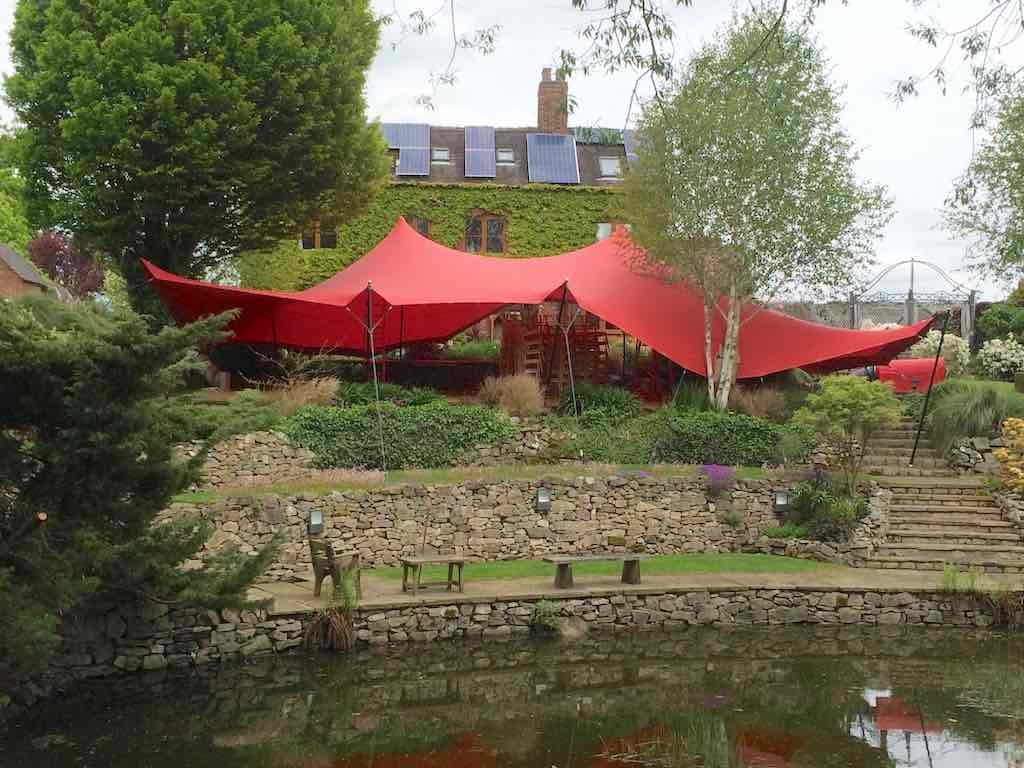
[876,358,946,393]
[142,218,934,379]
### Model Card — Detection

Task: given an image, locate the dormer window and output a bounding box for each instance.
[599,156,622,178]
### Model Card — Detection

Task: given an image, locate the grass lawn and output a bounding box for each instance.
[368,553,837,583]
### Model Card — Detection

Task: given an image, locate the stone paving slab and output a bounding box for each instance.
[250,568,1024,616]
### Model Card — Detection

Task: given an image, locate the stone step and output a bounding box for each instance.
[886,528,1022,546]
[862,556,1024,574]
[890,515,1013,531]
[876,477,988,490]
[863,465,958,478]
[862,455,945,468]
[876,543,1024,563]
[873,438,922,448]
[875,430,923,439]
[870,446,940,458]
[890,503,999,514]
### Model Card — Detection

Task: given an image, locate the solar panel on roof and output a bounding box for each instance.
[622,129,639,165]
[464,126,496,178]
[380,122,429,151]
[526,133,580,184]
[397,147,430,176]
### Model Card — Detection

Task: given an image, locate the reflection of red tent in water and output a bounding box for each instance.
[875,696,942,733]
[323,733,496,768]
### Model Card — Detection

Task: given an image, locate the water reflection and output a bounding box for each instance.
[4,626,1024,768]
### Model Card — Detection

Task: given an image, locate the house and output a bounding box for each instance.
[0,244,48,299]
[239,69,634,290]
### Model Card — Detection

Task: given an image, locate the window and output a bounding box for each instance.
[407,215,431,237]
[496,148,515,164]
[596,222,612,241]
[431,147,450,162]
[465,212,505,254]
[598,156,622,178]
[300,220,337,250]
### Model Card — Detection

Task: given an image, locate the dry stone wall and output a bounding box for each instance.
[171,475,782,579]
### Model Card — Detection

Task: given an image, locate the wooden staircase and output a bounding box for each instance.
[861,420,1024,574]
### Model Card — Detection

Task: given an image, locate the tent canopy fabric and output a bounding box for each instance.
[142,218,933,379]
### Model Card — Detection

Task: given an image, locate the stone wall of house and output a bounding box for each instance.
[169,475,785,580]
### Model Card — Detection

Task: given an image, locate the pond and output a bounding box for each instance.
[4,626,1024,767]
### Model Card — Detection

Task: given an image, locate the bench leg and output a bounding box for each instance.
[313,569,325,597]
[621,559,641,585]
[554,563,574,589]
[413,564,421,596]
[447,562,454,592]
[457,563,464,593]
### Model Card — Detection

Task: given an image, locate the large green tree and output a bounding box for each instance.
[619,14,890,409]
[0,296,274,683]
[946,87,1024,283]
[6,0,388,311]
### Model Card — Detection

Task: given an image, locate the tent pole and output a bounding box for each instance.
[399,306,405,358]
[366,282,388,472]
[545,281,569,389]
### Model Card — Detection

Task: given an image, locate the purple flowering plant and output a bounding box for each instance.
[700,464,736,498]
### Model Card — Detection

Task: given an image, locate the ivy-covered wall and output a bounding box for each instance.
[239,182,618,290]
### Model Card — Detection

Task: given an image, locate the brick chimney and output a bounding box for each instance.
[537,67,569,134]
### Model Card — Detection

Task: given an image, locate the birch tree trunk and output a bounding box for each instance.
[701,297,718,405]
[713,282,742,410]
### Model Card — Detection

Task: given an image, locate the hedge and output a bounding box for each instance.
[238,182,618,289]
[281,401,516,470]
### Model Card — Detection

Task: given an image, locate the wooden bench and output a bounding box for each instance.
[401,554,466,595]
[542,553,650,589]
[309,539,361,599]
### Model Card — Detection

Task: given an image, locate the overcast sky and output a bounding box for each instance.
[0,0,1011,300]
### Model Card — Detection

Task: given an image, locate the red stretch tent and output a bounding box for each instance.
[142,218,934,379]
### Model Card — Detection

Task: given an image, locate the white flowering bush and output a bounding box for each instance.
[908,330,971,376]
[976,337,1024,381]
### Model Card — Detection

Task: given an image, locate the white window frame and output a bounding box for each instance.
[496,148,515,164]
[431,147,450,163]
[598,156,622,178]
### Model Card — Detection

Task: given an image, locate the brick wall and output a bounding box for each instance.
[537,67,569,134]
[0,261,42,299]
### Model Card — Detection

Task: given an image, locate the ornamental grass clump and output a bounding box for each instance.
[929,379,1024,451]
[479,374,545,416]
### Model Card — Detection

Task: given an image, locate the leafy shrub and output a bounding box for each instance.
[701,464,736,498]
[977,303,1024,343]
[899,392,926,422]
[976,337,1024,381]
[442,338,499,360]
[729,386,786,421]
[149,389,282,445]
[762,523,808,539]
[479,374,544,416]
[774,422,818,464]
[908,329,971,376]
[653,411,790,466]
[672,381,712,412]
[807,494,866,542]
[929,378,1024,450]
[334,381,442,407]
[281,401,516,470]
[718,510,742,528]
[789,477,836,526]
[794,375,901,495]
[561,382,642,421]
[558,412,666,464]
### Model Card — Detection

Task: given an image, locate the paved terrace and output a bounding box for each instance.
[251,568,1024,616]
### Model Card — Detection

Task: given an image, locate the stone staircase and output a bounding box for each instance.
[860,419,1024,574]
